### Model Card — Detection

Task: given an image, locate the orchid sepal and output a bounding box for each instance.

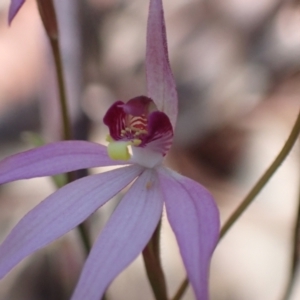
[0,165,143,279]
[71,169,164,300]
[0,141,129,185]
[146,0,178,128]
[158,167,220,300]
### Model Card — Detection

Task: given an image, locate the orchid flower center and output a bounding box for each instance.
[103,96,173,168]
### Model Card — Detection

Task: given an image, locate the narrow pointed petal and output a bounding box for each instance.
[158,167,220,300]
[0,141,128,185]
[146,0,178,128]
[8,0,25,24]
[0,165,143,279]
[71,169,163,300]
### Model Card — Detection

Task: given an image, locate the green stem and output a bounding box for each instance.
[172,109,300,300]
[49,38,72,141]
[220,109,300,239]
[142,221,168,300]
[281,153,300,300]
[48,33,91,255]
[77,221,91,255]
[172,278,188,300]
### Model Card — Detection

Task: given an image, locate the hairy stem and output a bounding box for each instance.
[36,0,92,256]
[49,36,91,254]
[142,221,168,300]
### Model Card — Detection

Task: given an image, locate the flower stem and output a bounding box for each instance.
[49,36,92,255]
[172,109,300,300]
[36,0,71,141]
[220,109,300,239]
[37,0,92,255]
[281,159,300,300]
[142,221,168,300]
[49,38,72,141]
[172,277,188,300]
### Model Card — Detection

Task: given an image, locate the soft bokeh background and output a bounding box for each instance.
[0,0,300,299]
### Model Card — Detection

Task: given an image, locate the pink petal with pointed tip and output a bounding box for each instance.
[0,141,127,185]
[146,0,178,128]
[158,167,220,300]
[8,0,25,24]
[0,165,143,279]
[71,169,163,300]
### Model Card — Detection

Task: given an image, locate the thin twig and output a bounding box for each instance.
[281,144,300,300]
[172,278,188,300]
[172,109,300,300]
[220,110,300,239]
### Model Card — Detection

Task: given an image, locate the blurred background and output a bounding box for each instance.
[0,0,300,299]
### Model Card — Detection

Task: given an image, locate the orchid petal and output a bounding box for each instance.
[158,167,220,300]
[146,0,178,128]
[71,169,163,300]
[8,0,25,24]
[0,165,143,279]
[0,141,128,185]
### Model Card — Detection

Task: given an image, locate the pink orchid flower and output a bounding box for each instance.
[1,0,220,299]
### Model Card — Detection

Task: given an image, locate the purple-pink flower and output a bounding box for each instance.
[2,0,220,299]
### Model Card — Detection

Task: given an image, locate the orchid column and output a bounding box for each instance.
[2,0,220,299]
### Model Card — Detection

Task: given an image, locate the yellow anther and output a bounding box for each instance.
[131,139,142,146]
[133,129,147,136]
[139,130,147,134]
